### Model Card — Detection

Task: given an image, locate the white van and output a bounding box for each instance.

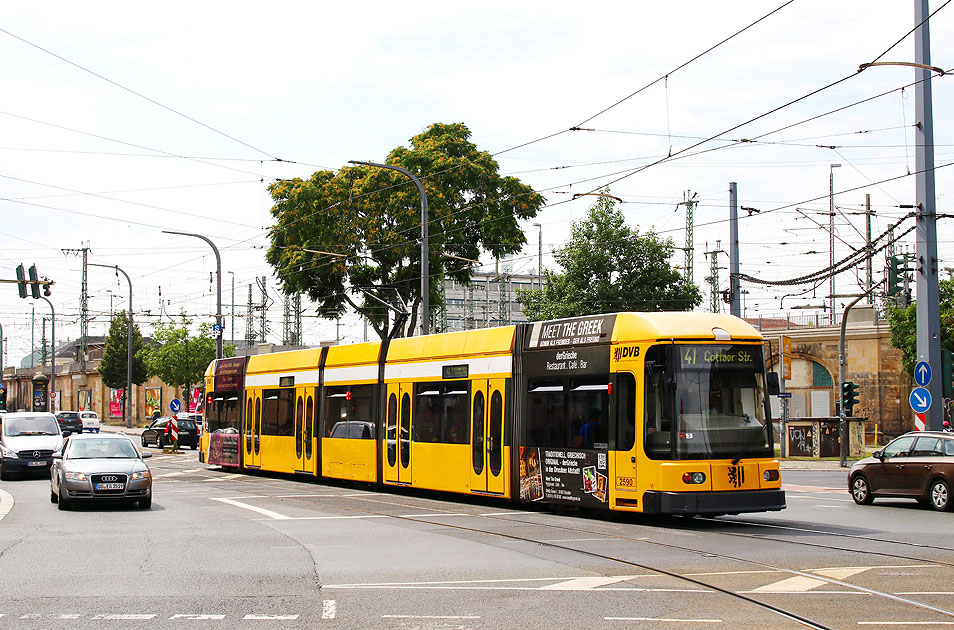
[80,411,101,433]
[0,412,65,480]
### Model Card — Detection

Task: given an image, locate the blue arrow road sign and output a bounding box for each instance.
[914,361,932,387]
[909,387,932,413]
[170,398,182,414]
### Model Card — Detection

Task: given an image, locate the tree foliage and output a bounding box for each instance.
[266,122,545,339]
[886,276,954,375]
[145,319,235,398]
[519,194,702,320]
[98,311,149,390]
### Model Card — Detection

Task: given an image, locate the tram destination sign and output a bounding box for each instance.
[526,314,616,349]
[679,345,762,371]
[214,356,248,390]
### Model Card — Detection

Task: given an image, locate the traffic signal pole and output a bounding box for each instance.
[839,291,872,467]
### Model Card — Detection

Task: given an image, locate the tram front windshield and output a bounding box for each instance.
[644,344,772,460]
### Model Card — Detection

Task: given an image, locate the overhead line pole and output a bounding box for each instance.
[161,231,223,359]
[90,263,134,428]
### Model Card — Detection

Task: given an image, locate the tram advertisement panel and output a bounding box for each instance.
[519,447,608,507]
[214,357,247,390]
[523,345,609,377]
[526,314,616,349]
[208,432,242,468]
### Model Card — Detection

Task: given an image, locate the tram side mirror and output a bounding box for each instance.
[766,372,780,396]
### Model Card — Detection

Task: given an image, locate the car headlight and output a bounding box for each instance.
[0,445,18,458]
[65,471,87,481]
[130,470,150,481]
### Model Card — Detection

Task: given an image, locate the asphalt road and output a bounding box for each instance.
[1,453,952,630]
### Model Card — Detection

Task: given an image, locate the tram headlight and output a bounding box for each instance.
[681,472,706,484]
[763,470,779,482]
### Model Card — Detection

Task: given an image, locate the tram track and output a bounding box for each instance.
[208,475,954,629]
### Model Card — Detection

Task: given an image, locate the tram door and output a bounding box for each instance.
[470,379,505,494]
[613,372,638,495]
[384,383,412,484]
[294,388,315,474]
[244,390,262,468]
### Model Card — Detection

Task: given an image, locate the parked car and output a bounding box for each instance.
[0,412,65,480]
[79,411,101,433]
[141,416,199,449]
[54,411,84,436]
[50,433,152,510]
[848,431,954,511]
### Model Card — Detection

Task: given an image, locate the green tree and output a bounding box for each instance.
[886,275,954,375]
[519,194,702,320]
[146,319,235,403]
[266,122,545,339]
[97,311,149,426]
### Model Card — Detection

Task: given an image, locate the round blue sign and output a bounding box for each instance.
[909,387,932,413]
[170,398,182,413]
[914,361,932,387]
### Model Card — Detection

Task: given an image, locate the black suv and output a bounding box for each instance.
[54,411,84,436]
[141,417,199,449]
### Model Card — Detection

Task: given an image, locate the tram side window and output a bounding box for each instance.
[644,345,674,458]
[208,392,240,433]
[323,385,375,439]
[527,376,610,449]
[615,373,636,452]
[413,382,470,444]
[261,388,295,436]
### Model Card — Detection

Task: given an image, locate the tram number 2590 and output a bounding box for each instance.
[616,476,636,488]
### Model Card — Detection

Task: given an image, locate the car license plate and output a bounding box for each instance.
[28,460,48,467]
[95,482,124,490]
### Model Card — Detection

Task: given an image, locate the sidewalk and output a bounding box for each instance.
[780,458,854,470]
[100,423,145,436]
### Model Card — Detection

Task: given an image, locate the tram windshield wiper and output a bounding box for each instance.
[731,421,768,465]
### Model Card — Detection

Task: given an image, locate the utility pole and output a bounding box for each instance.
[914,0,942,430]
[293,293,301,346]
[705,241,724,313]
[245,284,256,348]
[62,243,91,365]
[258,276,269,344]
[865,194,874,304]
[829,163,842,323]
[728,183,742,317]
[677,191,697,282]
[228,271,235,345]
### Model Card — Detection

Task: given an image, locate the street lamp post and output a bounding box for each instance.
[349,160,429,335]
[90,263,134,428]
[532,223,543,291]
[162,231,223,358]
[829,163,841,322]
[228,271,235,346]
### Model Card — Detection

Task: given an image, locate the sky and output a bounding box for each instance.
[1,1,952,366]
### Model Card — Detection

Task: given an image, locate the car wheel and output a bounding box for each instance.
[190,444,197,450]
[141,435,148,447]
[50,489,58,504]
[57,492,70,511]
[930,479,952,512]
[0,464,8,481]
[138,495,152,509]
[851,475,874,505]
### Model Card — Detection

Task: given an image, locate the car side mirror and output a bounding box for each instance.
[874,450,884,461]
[141,452,152,459]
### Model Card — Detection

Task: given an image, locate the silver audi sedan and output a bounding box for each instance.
[50,433,153,510]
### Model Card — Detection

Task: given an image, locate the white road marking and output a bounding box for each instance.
[897,592,954,595]
[0,488,14,522]
[90,614,157,620]
[169,614,226,620]
[383,615,481,619]
[542,576,641,590]
[211,498,291,520]
[750,567,871,593]
[322,600,336,619]
[606,617,721,623]
[201,473,243,482]
[243,614,299,620]
[153,468,203,479]
[858,623,954,626]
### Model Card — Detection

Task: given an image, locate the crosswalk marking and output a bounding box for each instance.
[751,567,870,593]
[541,576,640,590]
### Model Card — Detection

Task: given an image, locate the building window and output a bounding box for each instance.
[812,361,832,387]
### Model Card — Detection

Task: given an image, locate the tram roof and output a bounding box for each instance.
[246,347,323,374]
[611,312,762,343]
[326,341,381,367]
[388,325,515,362]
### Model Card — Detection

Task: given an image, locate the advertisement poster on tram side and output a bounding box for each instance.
[519,446,608,507]
[208,432,242,468]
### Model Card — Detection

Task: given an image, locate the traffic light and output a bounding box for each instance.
[887,255,901,296]
[27,264,40,299]
[841,381,859,416]
[15,264,27,299]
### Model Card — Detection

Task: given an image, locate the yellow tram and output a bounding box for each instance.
[200,312,784,515]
